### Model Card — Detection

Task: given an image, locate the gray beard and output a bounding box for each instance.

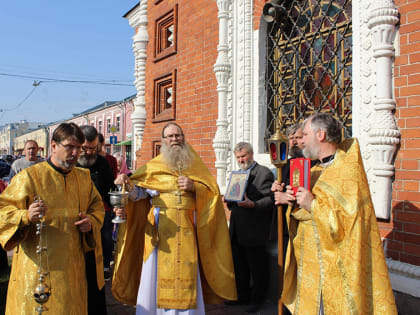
[238,160,253,171]
[160,142,193,172]
[57,158,77,171]
[78,154,97,167]
[303,145,320,160]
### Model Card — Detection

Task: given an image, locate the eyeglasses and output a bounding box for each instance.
[163,133,183,139]
[58,143,82,152]
[81,145,98,153]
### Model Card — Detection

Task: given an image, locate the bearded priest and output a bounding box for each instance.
[276,113,397,315]
[112,122,237,314]
[0,123,105,315]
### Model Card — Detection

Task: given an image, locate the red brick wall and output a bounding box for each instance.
[254,0,269,30]
[383,0,420,266]
[136,0,219,175]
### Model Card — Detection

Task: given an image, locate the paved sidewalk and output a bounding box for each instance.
[105,280,278,315]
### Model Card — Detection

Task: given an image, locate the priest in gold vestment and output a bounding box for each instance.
[112,123,237,314]
[273,113,397,315]
[0,123,105,315]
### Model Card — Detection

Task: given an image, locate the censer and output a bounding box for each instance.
[33,196,52,314]
[109,184,129,224]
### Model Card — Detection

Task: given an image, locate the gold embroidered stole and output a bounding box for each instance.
[144,190,198,309]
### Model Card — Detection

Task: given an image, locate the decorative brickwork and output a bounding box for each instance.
[137,0,219,174]
[387,0,420,267]
[154,4,178,62]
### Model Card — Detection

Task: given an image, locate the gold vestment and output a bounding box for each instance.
[112,145,237,309]
[282,139,397,315]
[0,162,105,315]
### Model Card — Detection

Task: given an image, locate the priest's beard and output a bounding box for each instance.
[57,157,77,171]
[78,153,98,167]
[303,141,320,160]
[160,142,193,172]
[289,145,303,159]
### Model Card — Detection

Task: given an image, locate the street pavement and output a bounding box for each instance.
[105,279,278,315]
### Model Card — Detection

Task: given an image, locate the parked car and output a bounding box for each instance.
[0,161,11,178]
[0,155,13,164]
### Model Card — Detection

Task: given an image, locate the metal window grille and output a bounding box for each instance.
[265,0,352,145]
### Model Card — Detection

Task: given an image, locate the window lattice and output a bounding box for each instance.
[266,0,352,144]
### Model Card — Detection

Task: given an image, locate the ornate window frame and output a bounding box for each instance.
[154,4,178,62]
[152,69,177,123]
[213,0,418,299]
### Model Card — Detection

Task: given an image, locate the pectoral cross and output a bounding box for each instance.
[175,161,183,205]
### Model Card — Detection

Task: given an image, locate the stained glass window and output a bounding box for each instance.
[266,0,352,143]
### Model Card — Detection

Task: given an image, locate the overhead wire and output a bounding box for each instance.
[0,70,135,122]
[0,64,133,82]
[0,84,39,121]
[0,72,134,86]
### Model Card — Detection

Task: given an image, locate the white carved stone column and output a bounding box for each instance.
[213,0,231,193]
[367,0,400,219]
[126,1,148,163]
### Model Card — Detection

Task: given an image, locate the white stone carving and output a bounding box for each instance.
[354,0,375,177]
[231,0,254,144]
[166,87,173,105]
[387,258,420,298]
[126,1,148,157]
[367,0,400,219]
[167,25,174,47]
[213,0,232,193]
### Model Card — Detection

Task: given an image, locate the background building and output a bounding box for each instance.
[47,95,135,167]
[0,121,44,155]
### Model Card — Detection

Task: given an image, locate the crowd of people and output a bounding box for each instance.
[0,114,397,315]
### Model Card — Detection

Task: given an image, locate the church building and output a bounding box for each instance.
[124,1,420,311]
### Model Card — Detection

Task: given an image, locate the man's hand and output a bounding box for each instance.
[274,191,296,206]
[271,180,296,206]
[115,174,130,186]
[28,200,47,223]
[295,187,314,211]
[237,193,255,208]
[74,213,92,233]
[113,207,126,220]
[271,180,283,192]
[178,176,195,192]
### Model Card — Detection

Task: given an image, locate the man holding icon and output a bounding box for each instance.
[225,142,275,313]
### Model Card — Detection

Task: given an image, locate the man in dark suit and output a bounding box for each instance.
[226,142,275,313]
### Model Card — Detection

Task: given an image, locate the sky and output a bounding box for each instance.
[0,0,139,126]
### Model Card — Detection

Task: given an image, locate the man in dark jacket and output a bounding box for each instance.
[226,142,275,313]
[78,125,115,315]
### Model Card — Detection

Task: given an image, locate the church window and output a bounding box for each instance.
[265,0,352,146]
[154,4,178,62]
[153,69,177,122]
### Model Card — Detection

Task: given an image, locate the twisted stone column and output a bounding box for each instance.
[367,0,400,219]
[213,0,232,192]
[127,1,149,162]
